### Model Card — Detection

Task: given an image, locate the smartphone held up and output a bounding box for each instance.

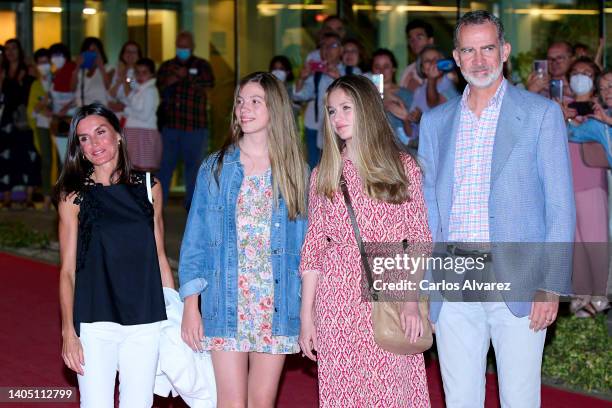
[533,60,548,78]
[550,79,563,101]
[568,101,594,116]
[308,60,326,73]
[363,73,384,98]
[80,50,97,69]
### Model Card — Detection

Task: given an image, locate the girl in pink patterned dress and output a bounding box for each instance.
[299,75,431,407]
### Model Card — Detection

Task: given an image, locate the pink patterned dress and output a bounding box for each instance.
[299,153,431,407]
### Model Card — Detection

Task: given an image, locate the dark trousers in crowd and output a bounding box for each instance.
[157,127,208,210]
[37,127,56,197]
[0,129,41,194]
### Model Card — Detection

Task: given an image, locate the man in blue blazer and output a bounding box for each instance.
[418,10,575,407]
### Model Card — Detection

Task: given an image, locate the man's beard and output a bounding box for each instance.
[461,61,504,89]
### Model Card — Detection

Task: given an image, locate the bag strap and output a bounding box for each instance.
[146,172,153,204]
[314,71,323,122]
[339,175,378,300]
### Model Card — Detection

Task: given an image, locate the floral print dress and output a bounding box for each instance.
[203,169,299,354]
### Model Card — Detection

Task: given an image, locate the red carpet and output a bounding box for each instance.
[1,252,609,407]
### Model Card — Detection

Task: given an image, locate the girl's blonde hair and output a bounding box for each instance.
[317,75,410,204]
[216,71,308,219]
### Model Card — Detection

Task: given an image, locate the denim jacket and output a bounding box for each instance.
[178,145,308,337]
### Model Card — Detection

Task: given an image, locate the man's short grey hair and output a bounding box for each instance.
[454,10,505,49]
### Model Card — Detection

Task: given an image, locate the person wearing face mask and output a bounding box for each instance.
[48,43,77,164]
[27,48,55,209]
[156,31,214,210]
[567,69,612,159]
[269,55,294,84]
[562,57,600,125]
[71,37,114,107]
[562,59,610,317]
[268,55,300,124]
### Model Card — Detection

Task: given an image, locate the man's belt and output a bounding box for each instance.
[446,244,493,262]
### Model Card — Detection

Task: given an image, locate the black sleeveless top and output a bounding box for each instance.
[72,171,167,336]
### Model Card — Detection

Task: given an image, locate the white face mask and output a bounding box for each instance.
[37,63,51,76]
[271,69,287,82]
[570,74,593,96]
[51,55,66,70]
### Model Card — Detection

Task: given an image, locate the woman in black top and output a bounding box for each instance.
[55,103,174,407]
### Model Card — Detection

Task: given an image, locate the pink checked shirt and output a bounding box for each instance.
[448,79,507,242]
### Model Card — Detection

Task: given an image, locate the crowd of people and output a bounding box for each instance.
[6,15,610,216]
[8,7,603,408]
[0,30,213,210]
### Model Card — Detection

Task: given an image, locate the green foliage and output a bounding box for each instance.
[511,51,537,86]
[542,313,611,394]
[0,221,49,248]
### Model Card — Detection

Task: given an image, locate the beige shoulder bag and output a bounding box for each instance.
[340,175,432,355]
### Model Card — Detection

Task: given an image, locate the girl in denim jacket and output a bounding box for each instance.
[179,71,309,407]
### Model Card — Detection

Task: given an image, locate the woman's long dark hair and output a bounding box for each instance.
[49,42,71,60]
[268,55,294,82]
[80,37,108,64]
[3,39,28,78]
[53,103,131,205]
[119,40,143,65]
[371,48,398,83]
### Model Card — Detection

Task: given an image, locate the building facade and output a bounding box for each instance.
[1,0,610,148]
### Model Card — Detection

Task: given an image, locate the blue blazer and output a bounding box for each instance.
[418,82,576,322]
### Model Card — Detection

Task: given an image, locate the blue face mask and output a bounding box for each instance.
[176,48,191,61]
